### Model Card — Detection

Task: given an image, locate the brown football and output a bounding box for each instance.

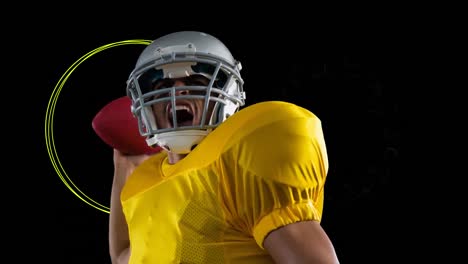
[92,96,162,155]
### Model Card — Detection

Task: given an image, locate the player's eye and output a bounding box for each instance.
[185,75,210,86]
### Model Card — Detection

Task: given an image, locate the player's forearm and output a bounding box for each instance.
[109,197,130,262]
[109,208,130,263]
[111,247,130,264]
[109,173,130,263]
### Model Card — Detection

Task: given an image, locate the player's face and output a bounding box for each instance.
[151,75,215,129]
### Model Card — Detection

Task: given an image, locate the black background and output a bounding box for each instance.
[21,13,402,264]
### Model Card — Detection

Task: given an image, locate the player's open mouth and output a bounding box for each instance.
[167,104,194,127]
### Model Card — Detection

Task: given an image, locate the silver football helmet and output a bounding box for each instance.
[126,31,245,154]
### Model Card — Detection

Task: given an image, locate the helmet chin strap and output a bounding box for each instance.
[148,130,210,154]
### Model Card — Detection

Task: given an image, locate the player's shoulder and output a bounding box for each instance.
[203,101,321,152]
[239,101,317,119]
[212,101,328,186]
[225,101,319,133]
[230,101,319,134]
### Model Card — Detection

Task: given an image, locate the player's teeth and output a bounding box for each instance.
[170,105,190,114]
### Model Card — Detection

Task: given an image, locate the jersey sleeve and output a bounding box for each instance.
[218,110,329,249]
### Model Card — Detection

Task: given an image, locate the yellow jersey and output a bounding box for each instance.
[121,101,329,263]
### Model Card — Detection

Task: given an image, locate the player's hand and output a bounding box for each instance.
[113,149,151,181]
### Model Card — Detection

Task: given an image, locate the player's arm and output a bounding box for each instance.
[264,220,339,264]
[109,149,150,264]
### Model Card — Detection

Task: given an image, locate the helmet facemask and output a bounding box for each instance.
[127,55,245,154]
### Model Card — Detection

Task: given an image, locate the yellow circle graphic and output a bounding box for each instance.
[45,39,151,213]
